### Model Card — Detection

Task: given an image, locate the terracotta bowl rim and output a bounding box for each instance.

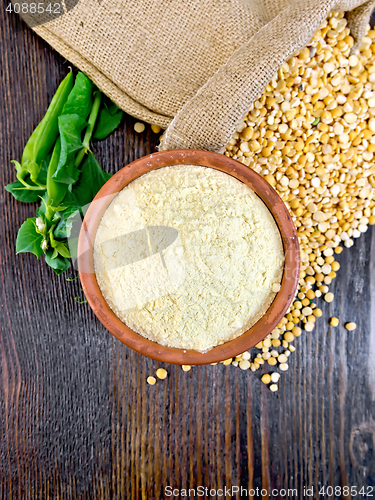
[78,149,300,365]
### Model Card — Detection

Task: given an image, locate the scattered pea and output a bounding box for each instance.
[263,338,272,348]
[222,358,233,366]
[156,368,168,379]
[292,327,302,337]
[147,376,156,385]
[151,124,161,133]
[239,360,251,370]
[311,307,320,317]
[134,122,146,133]
[261,374,271,384]
[278,354,288,364]
[284,331,295,343]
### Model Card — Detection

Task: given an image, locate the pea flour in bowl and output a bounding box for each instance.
[93,165,285,352]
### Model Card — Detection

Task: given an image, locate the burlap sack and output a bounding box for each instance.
[21,0,375,152]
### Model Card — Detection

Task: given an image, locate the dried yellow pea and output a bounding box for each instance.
[261,374,271,384]
[156,368,168,379]
[330,317,339,327]
[134,122,146,133]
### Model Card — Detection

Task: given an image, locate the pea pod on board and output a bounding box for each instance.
[21,72,74,167]
[5,71,123,274]
[46,138,68,211]
[16,72,74,189]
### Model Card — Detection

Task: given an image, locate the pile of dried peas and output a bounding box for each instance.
[146,12,374,389]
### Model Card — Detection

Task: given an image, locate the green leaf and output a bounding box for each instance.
[37,192,49,218]
[13,160,36,185]
[13,160,23,176]
[49,222,72,259]
[70,152,111,207]
[38,154,51,186]
[49,231,71,259]
[53,158,80,186]
[55,242,71,258]
[22,159,41,184]
[93,97,123,140]
[12,159,46,190]
[39,195,68,219]
[61,72,94,120]
[16,218,44,258]
[54,206,81,239]
[5,180,45,203]
[53,114,87,183]
[11,153,49,193]
[49,229,58,248]
[105,98,119,115]
[45,249,71,274]
[50,230,72,258]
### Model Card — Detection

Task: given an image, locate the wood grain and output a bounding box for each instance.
[1,8,375,500]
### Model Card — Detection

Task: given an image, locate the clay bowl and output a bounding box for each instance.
[78,149,300,365]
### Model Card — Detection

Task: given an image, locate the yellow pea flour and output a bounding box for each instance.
[94,165,284,351]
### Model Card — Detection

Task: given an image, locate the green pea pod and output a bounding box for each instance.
[22,72,74,166]
[46,138,68,211]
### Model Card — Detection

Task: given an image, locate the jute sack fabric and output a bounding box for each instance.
[23,0,375,152]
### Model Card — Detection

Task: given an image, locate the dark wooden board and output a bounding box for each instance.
[1,8,375,500]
